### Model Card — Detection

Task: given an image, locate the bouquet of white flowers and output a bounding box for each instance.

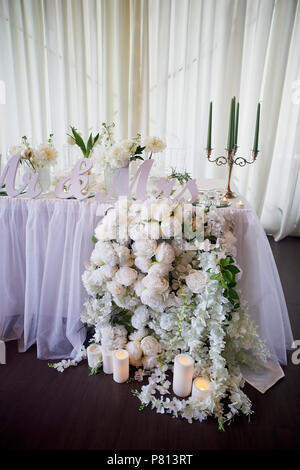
[81,197,269,427]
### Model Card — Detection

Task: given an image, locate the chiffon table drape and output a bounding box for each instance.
[0,194,293,364]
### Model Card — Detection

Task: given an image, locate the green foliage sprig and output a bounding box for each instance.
[169,167,192,185]
[68,126,100,158]
[210,256,240,320]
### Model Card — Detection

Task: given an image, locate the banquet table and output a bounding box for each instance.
[0,190,293,367]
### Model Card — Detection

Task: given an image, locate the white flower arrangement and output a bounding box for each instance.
[79,197,269,428]
[9,134,58,170]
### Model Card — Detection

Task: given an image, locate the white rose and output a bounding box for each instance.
[115,267,137,286]
[126,341,143,366]
[140,289,165,312]
[140,336,161,356]
[155,242,175,264]
[148,262,171,277]
[106,280,127,296]
[135,256,152,273]
[132,239,157,258]
[185,270,207,293]
[131,305,149,330]
[161,216,182,239]
[142,274,169,292]
[151,201,173,221]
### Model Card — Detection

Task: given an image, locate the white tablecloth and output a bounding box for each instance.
[0,194,293,363]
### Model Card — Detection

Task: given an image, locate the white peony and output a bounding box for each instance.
[113,244,133,266]
[132,239,157,258]
[161,216,182,239]
[155,242,175,264]
[140,336,161,356]
[135,256,152,273]
[131,305,149,330]
[133,275,146,297]
[91,241,118,266]
[129,328,148,342]
[126,341,143,366]
[115,267,137,286]
[109,143,130,169]
[140,289,165,312]
[106,280,127,296]
[142,274,169,293]
[148,262,171,277]
[143,136,166,154]
[34,144,58,167]
[91,265,117,285]
[185,270,207,293]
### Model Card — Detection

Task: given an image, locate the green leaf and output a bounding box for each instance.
[218,418,225,432]
[94,133,100,145]
[86,133,93,157]
[92,235,98,244]
[220,257,231,267]
[226,264,240,275]
[228,288,239,300]
[71,127,87,156]
[223,269,233,282]
[210,273,222,281]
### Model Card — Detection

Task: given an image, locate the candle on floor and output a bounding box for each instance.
[102,349,114,374]
[172,354,194,397]
[192,377,211,401]
[87,344,102,369]
[113,349,129,383]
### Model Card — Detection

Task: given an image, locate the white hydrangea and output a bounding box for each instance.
[131,305,149,330]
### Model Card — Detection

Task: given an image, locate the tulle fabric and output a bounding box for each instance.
[0,196,293,363]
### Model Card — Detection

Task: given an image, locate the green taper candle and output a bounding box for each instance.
[231,97,236,151]
[234,102,239,146]
[227,98,234,151]
[207,101,212,150]
[253,102,260,151]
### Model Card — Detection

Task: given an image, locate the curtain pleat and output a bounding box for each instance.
[0,0,299,239]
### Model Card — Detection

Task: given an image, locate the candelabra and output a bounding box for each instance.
[206,146,259,199]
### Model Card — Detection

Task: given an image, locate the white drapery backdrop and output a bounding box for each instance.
[0,0,299,240]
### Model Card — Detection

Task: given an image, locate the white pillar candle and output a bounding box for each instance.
[87,344,102,369]
[192,377,211,401]
[172,354,194,397]
[113,349,129,383]
[102,349,114,374]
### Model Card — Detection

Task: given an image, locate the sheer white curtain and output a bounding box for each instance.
[0,0,299,239]
[148,0,300,240]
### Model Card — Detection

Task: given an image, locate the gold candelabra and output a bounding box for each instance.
[206,146,259,199]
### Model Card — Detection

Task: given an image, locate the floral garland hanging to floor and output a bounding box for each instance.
[76,196,269,428]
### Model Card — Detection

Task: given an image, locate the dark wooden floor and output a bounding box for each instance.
[0,237,300,451]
